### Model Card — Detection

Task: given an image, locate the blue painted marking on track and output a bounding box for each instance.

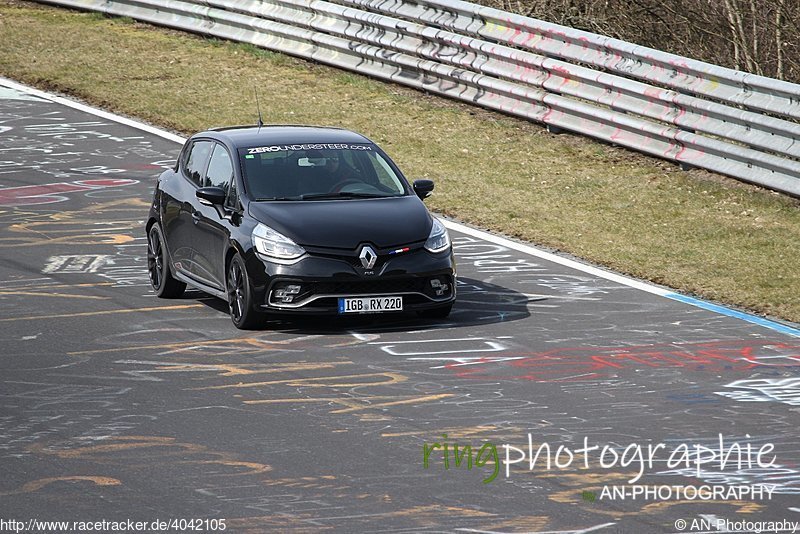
[665,292,800,338]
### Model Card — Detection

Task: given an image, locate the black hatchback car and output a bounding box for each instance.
[146,125,456,328]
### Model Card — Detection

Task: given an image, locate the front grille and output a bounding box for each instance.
[312,278,427,295]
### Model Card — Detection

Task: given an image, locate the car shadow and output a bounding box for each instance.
[253,277,535,335]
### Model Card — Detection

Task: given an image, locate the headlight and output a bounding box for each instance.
[252,223,305,261]
[424,218,450,253]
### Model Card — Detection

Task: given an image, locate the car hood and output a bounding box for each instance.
[248,196,432,249]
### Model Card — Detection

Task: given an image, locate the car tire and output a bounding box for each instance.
[227,253,265,330]
[147,223,186,298]
[417,303,453,319]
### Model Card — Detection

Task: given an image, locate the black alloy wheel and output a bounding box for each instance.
[227,253,265,329]
[147,224,186,298]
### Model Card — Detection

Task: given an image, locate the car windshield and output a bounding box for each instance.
[240,143,408,200]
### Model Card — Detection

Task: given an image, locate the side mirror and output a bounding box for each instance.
[413,179,434,200]
[196,186,226,206]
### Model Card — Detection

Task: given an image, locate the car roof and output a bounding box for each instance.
[200,125,373,147]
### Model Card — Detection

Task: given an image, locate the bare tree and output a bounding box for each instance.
[472,0,800,82]
[775,0,785,79]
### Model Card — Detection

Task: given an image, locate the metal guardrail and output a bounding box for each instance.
[38,0,800,196]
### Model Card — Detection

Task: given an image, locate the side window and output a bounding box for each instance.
[184,140,213,187]
[206,144,233,190]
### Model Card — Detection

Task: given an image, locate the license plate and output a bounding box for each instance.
[338,296,403,314]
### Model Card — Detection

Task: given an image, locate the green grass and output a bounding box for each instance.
[1,0,799,323]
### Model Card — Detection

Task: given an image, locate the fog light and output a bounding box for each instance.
[274,284,302,303]
[430,279,449,296]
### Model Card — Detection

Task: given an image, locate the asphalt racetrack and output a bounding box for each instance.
[2,79,800,533]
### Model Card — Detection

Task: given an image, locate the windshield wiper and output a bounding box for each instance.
[300,192,389,200]
[253,196,300,201]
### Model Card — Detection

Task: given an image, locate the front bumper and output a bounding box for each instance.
[248,246,456,314]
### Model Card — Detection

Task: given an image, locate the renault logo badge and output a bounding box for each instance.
[359,245,378,269]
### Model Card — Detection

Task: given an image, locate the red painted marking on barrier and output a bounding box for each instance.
[547,64,574,92]
[610,128,625,144]
[672,139,695,162]
[0,178,138,206]
[673,105,687,125]
[443,340,800,382]
[644,87,663,101]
